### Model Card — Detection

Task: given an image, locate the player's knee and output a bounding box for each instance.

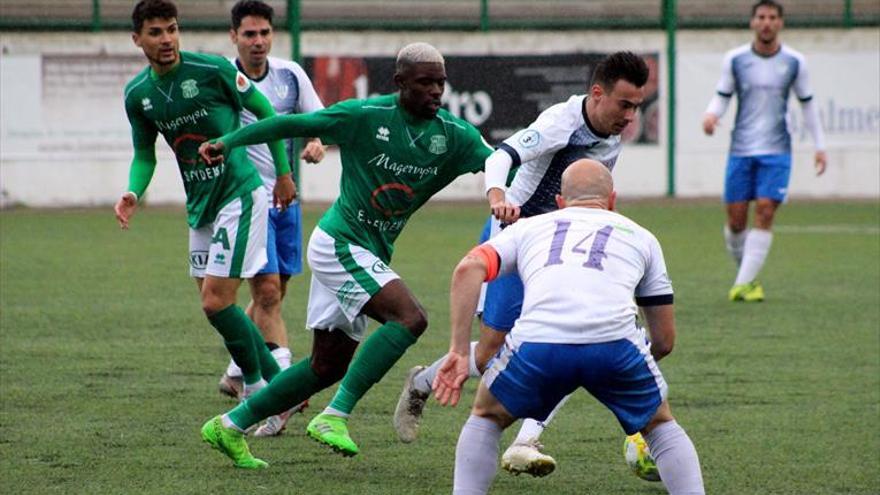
[310,356,348,387]
[201,295,226,316]
[252,283,282,312]
[399,307,428,336]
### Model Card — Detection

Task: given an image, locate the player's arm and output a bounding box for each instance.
[703,52,735,136]
[199,105,350,164]
[241,89,296,209]
[793,56,827,175]
[116,100,158,229]
[638,303,675,361]
[484,149,519,223]
[434,244,501,407]
[292,65,328,164]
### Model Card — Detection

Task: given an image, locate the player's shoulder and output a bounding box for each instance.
[725,43,753,62]
[124,66,152,101]
[436,107,479,135]
[181,51,235,72]
[540,95,584,124]
[779,44,807,64]
[266,56,306,73]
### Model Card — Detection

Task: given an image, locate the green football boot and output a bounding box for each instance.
[728,281,764,302]
[306,413,359,457]
[201,415,268,469]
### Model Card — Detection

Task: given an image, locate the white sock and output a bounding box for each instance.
[734,228,772,285]
[644,420,705,495]
[512,393,572,445]
[220,413,246,433]
[271,347,292,370]
[225,358,242,378]
[454,415,502,495]
[322,406,349,419]
[241,378,267,401]
[414,341,481,394]
[723,225,747,266]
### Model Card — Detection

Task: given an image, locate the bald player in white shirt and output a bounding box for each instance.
[435,159,705,495]
[703,0,826,303]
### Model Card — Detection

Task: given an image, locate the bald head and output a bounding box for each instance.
[558,159,615,209]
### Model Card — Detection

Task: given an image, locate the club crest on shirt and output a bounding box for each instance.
[428,135,447,155]
[142,97,153,111]
[274,84,289,100]
[181,79,199,99]
[236,72,252,92]
[518,130,541,148]
[376,126,390,142]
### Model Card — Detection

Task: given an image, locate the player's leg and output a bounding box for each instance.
[501,393,573,476]
[586,334,703,494]
[723,155,753,269]
[454,381,517,495]
[196,190,279,397]
[732,154,790,302]
[396,267,520,442]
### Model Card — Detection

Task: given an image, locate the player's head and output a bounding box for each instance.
[750,1,784,45]
[230,0,274,69]
[588,51,649,136]
[556,159,616,211]
[394,42,447,120]
[131,0,180,69]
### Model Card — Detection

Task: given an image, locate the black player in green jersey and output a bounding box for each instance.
[199,42,495,468]
[114,0,296,432]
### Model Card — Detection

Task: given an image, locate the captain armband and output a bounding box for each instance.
[467,244,501,282]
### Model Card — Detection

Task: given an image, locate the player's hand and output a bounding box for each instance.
[702,113,719,136]
[114,192,138,230]
[814,150,827,176]
[433,351,470,407]
[301,138,326,164]
[198,140,226,165]
[490,200,520,224]
[273,173,296,211]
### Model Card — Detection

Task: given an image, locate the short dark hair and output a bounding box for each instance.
[131,0,178,33]
[752,0,783,17]
[231,0,274,31]
[590,51,649,90]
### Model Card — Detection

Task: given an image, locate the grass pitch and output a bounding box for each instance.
[1,200,878,494]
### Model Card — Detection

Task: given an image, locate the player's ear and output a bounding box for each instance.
[608,190,617,211]
[132,32,141,47]
[393,70,405,90]
[229,29,237,44]
[555,194,566,209]
[590,83,603,101]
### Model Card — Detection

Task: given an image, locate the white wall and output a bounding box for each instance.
[1,28,877,207]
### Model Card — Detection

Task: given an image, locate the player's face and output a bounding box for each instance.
[133,18,180,69]
[592,79,645,136]
[751,5,783,45]
[231,16,273,69]
[395,62,446,119]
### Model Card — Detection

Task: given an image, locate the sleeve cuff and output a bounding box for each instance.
[636,294,674,306]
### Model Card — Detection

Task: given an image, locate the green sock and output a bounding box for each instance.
[228,357,322,429]
[207,304,262,385]
[250,325,281,382]
[329,321,418,415]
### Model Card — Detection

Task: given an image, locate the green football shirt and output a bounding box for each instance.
[124,51,263,228]
[223,93,494,262]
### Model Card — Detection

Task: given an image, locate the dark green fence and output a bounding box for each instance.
[1,0,877,31]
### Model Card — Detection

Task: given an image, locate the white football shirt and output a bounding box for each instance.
[486,207,673,344]
[714,44,814,156]
[500,95,621,218]
[233,56,324,193]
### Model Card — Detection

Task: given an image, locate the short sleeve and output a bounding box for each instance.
[498,101,574,167]
[289,62,325,113]
[216,57,255,112]
[485,222,522,277]
[124,92,157,150]
[635,232,673,301]
[792,54,814,102]
[453,122,495,175]
[715,51,736,98]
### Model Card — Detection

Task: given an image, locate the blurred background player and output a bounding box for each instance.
[395,51,649,476]
[434,159,704,495]
[115,0,293,411]
[217,0,326,437]
[198,42,495,469]
[702,0,826,302]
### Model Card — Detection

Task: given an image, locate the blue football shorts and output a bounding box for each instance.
[258,201,303,276]
[483,335,667,434]
[724,153,792,203]
[480,214,522,332]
